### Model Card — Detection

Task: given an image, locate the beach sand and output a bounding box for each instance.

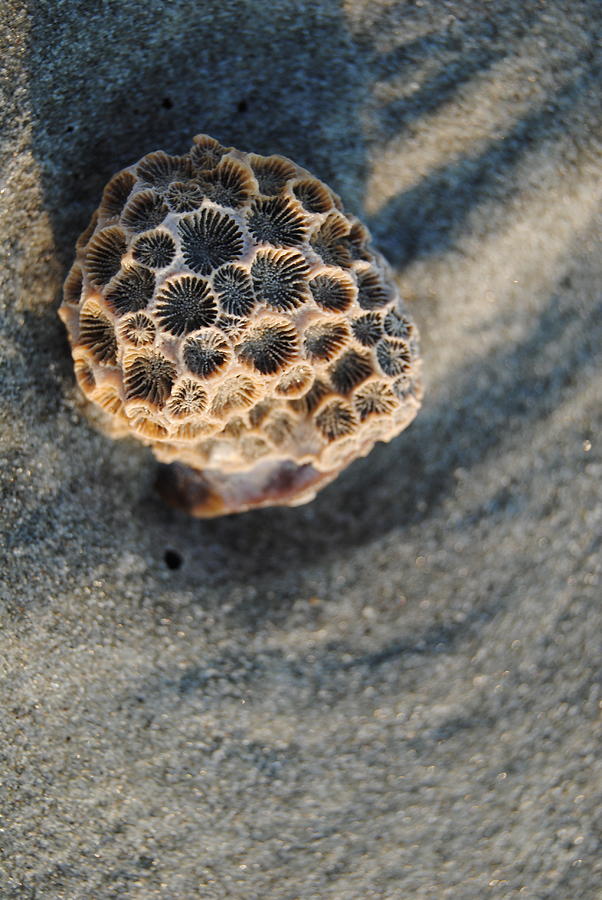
[1,1,601,896]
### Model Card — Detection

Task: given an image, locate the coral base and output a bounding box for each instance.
[155,458,341,517]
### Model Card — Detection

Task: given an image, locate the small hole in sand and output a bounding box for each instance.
[164,549,182,570]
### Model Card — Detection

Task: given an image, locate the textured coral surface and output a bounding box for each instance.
[59,135,422,514]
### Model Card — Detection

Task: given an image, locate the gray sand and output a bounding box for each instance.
[1,1,601,897]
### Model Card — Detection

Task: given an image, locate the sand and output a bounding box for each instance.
[1,1,601,897]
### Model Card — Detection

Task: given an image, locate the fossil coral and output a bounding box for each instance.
[59,134,422,516]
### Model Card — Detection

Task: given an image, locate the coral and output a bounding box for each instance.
[76,211,99,250]
[105,265,155,315]
[132,230,176,269]
[348,221,372,260]
[250,155,296,195]
[383,307,414,339]
[117,312,156,347]
[201,158,253,209]
[354,381,398,421]
[122,191,168,233]
[376,338,412,376]
[315,399,357,441]
[275,365,314,398]
[59,133,422,516]
[210,375,258,416]
[167,379,208,419]
[155,276,217,336]
[86,227,127,287]
[236,318,297,375]
[293,178,333,214]
[215,313,246,337]
[310,214,352,267]
[247,196,306,247]
[63,263,83,306]
[356,268,392,309]
[183,330,232,379]
[308,272,355,312]
[99,171,136,221]
[74,355,96,392]
[351,312,384,346]
[190,134,229,170]
[303,321,350,362]
[124,351,176,407]
[329,349,373,395]
[78,301,117,365]
[178,208,244,275]
[165,181,204,213]
[213,264,255,317]
[251,249,309,311]
[288,377,330,415]
[136,151,193,189]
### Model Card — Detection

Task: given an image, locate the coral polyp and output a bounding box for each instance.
[155,276,217,336]
[178,208,244,275]
[59,134,422,516]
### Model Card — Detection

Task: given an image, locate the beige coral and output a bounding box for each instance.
[59,134,422,516]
